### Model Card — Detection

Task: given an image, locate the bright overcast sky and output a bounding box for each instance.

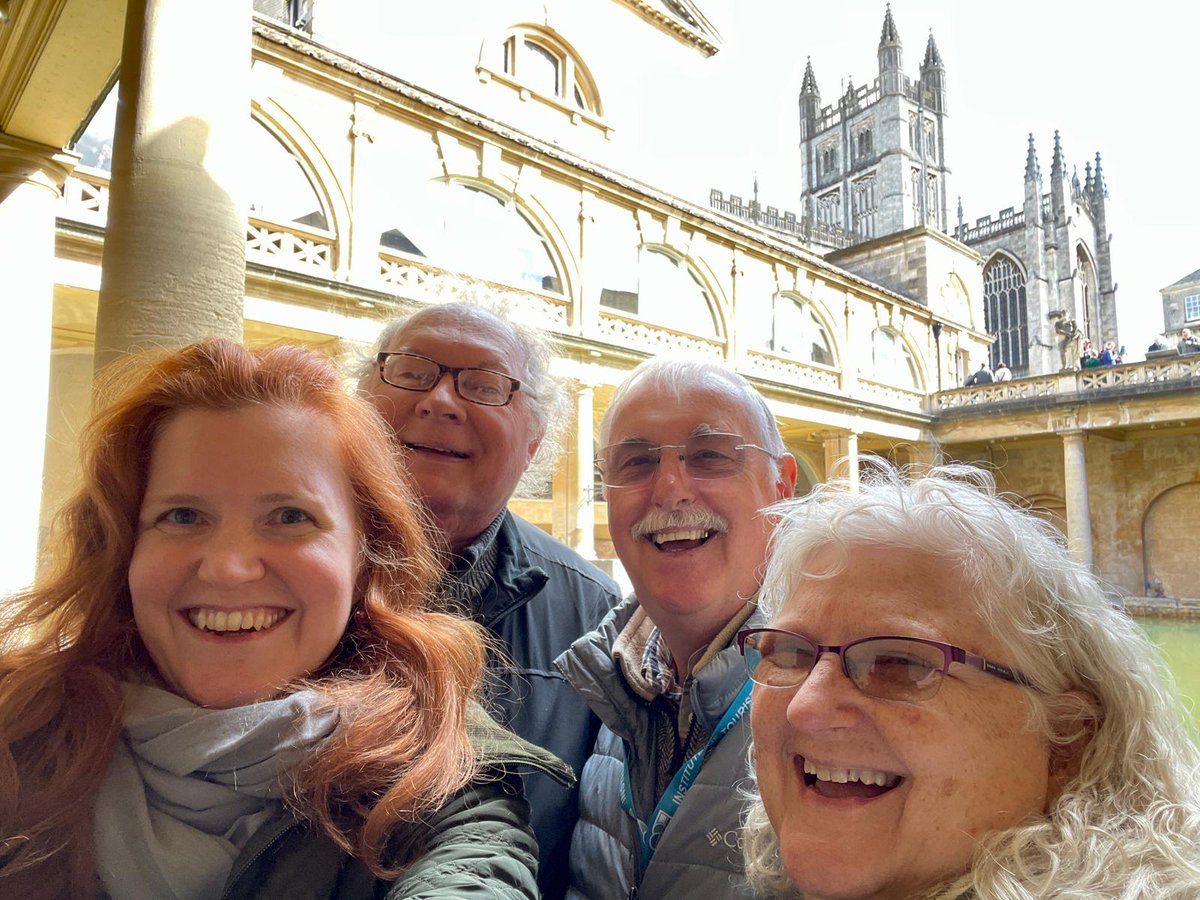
[665,0,1198,357]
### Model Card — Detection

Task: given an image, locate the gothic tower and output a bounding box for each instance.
[798,5,952,243]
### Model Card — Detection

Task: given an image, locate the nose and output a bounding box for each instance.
[784,653,865,729]
[647,449,696,510]
[197,527,266,588]
[413,370,465,420]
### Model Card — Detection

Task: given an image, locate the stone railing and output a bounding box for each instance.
[934,356,1200,412]
[59,167,110,225]
[857,377,926,412]
[377,251,570,333]
[595,310,724,359]
[742,349,840,392]
[247,216,335,274]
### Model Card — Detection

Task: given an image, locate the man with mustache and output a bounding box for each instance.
[358,301,620,900]
[557,358,797,899]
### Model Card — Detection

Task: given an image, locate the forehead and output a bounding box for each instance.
[607,376,760,443]
[386,309,527,375]
[775,544,993,650]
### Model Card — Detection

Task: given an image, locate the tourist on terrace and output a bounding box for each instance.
[1179,328,1200,354]
[963,362,992,386]
[740,461,1200,899]
[993,361,1012,382]
[0,339,567,899]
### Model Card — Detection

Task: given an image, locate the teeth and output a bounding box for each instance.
[188,608,286,633]
[804,759,900,788]
[652,529,710,544]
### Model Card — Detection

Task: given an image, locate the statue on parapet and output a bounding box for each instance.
[1051,312,1082,372]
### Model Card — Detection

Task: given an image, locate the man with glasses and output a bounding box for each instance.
[358,301,620,900]
[556,357,797,899]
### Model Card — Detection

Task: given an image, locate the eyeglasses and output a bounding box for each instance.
[598,432,776,488]
[376,352,531,407]
[736,627,1032,702]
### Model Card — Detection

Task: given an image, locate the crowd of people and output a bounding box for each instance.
[2,301,1198,899]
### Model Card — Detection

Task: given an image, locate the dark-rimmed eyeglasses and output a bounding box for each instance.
[598,432,776,488]
[737,627,1033,702]
[376,352,532,407]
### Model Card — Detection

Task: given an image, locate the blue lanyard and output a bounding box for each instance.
[620,679,753,868]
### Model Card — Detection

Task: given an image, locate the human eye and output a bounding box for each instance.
[614,445,658,473]
[855,641,942,696]
[754,633,814,686]
[686,436,740,473]
[271,507,315,527]
[385,356,434,387]
[461,370,509,402]
[147,507,205,531]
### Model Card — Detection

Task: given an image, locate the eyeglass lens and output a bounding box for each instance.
[381,354,513,406]
[602,433,749,486]
[745,632,946,701]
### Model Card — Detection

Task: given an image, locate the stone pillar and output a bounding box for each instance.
[906,439,942,473]
[569,385,597,558]
[1061,430,1094,567]
[819,429,860,490]
[94,0,251,371]
[0,136,77,594]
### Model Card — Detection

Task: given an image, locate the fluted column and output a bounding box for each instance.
[1061,430,1094,566]
[0,136,77,594]
[94,0,251,371]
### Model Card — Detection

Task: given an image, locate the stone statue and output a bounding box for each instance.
[1054,316,1082,372]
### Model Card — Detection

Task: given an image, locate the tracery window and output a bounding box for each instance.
[380,181,562,295]
[851,174,877,240]
[819,143,839,177]
[768,295,834,366]
[982,255,1029,373]
[816,189,841,228]
[855,126,873,161]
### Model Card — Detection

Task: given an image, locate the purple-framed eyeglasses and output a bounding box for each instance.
[737,627,1034,702]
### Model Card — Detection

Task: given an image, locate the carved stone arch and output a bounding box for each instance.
[1142,482,1200,599]
[869,324,926,391]
[774,290,841,368]
[478,22,605,116]
[249,98,349,267]
[504,179,581,306]
[637,242,727,342]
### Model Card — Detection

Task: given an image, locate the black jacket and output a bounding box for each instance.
[475,512,622,900]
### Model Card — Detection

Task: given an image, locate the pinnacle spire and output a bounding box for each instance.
[1093,153,1107,198]
[801,56,818,95]
[1084,162,1093,193]
[1024,133,1039,182]
[922,30,943,68]
[880,3,900,47]
[1050,130,1064,180]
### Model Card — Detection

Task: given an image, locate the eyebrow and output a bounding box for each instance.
[143,492,309,505]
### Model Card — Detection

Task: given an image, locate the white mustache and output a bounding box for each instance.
[631,507,729,540]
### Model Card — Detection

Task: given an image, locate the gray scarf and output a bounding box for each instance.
[94,683,338,900]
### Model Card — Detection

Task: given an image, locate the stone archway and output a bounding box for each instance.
[1143,483,1200,599]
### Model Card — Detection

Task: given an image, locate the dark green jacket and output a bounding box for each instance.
[215,705,575,900]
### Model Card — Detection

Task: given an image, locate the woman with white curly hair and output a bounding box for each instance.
[738,460,1200,898]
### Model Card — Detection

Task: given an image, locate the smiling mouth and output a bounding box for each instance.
[404,442,469,459]
[800,757,902,800]
[648,529,716,552]
[187,608,291,634]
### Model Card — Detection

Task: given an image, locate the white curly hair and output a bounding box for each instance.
[742,459,1200,899]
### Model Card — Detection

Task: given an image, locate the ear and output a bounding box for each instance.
[1046,689,1098,798]
[775,453,799,500]
[525,428,545,467]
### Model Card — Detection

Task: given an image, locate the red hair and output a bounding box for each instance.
[0,339,487,897]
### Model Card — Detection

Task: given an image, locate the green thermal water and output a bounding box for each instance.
[1137,618,1200,726]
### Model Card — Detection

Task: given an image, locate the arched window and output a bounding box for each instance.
[380,181,563,295]
[1076,245,1099,342]
[246,120,328,230]
[490,26,601,115]
[768,295,834,366]
[599,247,719,337]
[982,255,1028,373]
[870,328,919,389]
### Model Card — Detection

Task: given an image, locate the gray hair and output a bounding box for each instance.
[743,459,1200,897]
[355,300,570,493]
[599,357,785,478]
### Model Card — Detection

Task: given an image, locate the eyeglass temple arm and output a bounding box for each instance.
[957,648,1034,687]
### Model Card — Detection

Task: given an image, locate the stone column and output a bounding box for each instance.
[819,429,859,490]
[906,439,942,473]
[0,136,77,594]
[94,0,251,371]
[567,384,597,558]
[1061,430,1094,567]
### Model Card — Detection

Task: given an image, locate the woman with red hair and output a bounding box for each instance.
[0,339,567,899]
